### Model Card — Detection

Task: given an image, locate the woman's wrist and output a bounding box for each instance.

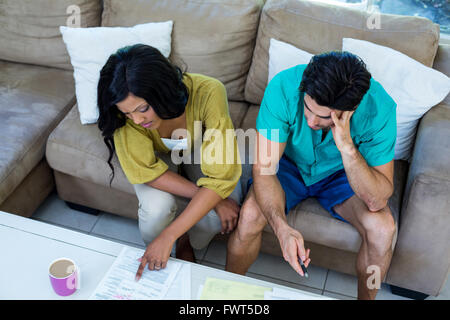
[214,198,224,209]
[159,227,178,245]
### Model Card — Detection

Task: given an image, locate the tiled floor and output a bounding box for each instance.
[31,191,450,300]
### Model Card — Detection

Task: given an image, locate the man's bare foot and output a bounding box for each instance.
[176,233,196,263]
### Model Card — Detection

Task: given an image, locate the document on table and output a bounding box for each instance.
[198,277,334,300]
[90,246,187,300]
[199,277,272,300]
[166,262,191,299]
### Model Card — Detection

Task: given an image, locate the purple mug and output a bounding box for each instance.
[48,258,79,296]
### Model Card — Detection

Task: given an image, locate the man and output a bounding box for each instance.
[226,51,397,300]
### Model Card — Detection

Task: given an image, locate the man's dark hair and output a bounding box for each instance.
[299,51,371,111]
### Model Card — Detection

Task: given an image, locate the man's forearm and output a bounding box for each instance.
[253,170,289,237]
[340,145,393,211]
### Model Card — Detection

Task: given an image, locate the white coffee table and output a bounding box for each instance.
[0,210,329,300]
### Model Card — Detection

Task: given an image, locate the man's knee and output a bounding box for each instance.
[360,206,396,252]
[235,194,267,240]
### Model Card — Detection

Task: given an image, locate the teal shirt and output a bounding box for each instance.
[256,64,397,186]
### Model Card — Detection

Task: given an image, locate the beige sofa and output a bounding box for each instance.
[1,0,449,298]
[0,0,102,217]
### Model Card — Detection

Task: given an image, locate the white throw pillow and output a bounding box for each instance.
[60,21,173,124]
[268,38,313,83]
[343,38,450,160]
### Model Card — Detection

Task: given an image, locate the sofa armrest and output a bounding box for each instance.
[433,44,450,105]
[386,103,450,296]
[408,103,450,181]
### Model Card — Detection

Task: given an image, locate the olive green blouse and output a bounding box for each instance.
[113,73,242,199]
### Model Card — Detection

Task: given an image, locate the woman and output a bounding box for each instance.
[97,44,242,280]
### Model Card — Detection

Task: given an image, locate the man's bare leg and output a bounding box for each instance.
[226,186,268,275]
[334,195,396,300]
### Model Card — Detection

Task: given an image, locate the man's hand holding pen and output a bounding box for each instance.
[276,224,311,277]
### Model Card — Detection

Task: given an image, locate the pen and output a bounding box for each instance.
[298,257,309,278]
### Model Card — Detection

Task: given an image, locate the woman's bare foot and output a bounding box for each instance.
[176,233,196,263]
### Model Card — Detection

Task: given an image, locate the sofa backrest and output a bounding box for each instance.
[101,0,264,102]
[245,0,441,105]
[0,0,102,71]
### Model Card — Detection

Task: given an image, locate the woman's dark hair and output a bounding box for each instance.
[97,44,188,185]
[299,51,371,111]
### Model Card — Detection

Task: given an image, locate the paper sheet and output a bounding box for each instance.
[90,246,183,300]
[165,263,191,299]
[197,285,204,300]
[199,277,272,300]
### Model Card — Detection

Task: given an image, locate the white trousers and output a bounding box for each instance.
[133,152,243,250]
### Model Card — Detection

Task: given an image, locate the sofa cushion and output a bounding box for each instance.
[101,0,264,101]
[46,104,132,194]
[0,61,75,204]
[0,0,102,70]
[46,101,249,193]
[242,104,408,253]
[245,0,440,105]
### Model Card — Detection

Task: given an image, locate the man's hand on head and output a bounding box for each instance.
[330,110,356,155]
